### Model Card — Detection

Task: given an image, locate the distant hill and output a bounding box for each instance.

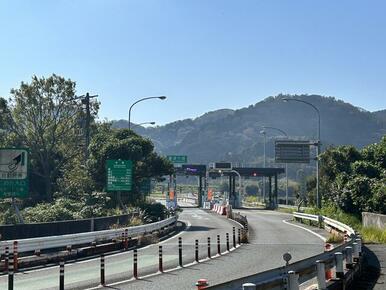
[113,94,385,164]
[373,109,386,125]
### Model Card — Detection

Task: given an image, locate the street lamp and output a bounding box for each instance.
[283,97,321,208]
[261,126,289,206]
[230,169,242,208]
[259,129,267,202]
[128,96,166,130]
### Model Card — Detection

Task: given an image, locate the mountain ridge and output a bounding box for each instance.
[113,94,385,163]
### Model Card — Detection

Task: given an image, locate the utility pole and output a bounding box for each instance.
[78,93,98,161]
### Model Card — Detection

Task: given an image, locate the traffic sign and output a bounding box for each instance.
[167,155,188,164]
[275,140,311,163]
[0,148,29,198]
[106,160,133,191]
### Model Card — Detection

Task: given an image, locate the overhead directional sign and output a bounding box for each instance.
[106,160,133,191]
[167,155,188,164]
[0,148,29,198]
[275,140,311,163]
[182,164,206,175]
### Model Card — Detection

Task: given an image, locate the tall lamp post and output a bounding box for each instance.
[230,169,242,208]
[259,129,267,202]
[283,98,321,208]
[128,96,166,130]
[262,126,289,205]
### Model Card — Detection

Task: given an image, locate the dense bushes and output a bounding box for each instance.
[320,136,386,215]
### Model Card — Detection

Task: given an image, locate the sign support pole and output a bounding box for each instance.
[11,197,24,224]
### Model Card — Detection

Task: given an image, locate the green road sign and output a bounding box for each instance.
[167,155,188,164]
[0,148,29,198]
[106,160,133,191]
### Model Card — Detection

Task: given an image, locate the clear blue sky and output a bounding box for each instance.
[1,0,385,125]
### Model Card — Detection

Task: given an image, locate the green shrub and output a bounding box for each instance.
[361,227,386,244]
[139,202,167,222]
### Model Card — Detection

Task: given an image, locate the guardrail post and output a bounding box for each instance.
[242,282,256,289]
[352,242,359,262]
[232,227,236,248]
[178,237,183,267]
[238,228,241,245]
[59,259,64,290]
[318,215,323,228]
[100,254,105,286]
[226,233,230,251]
[124,229,129,250]
[4,246,9,272]
[288,270,299,290]
[345,246,353,269]
[8,253,14,290]
[207,237,211,258]
[13,241,18,272]
[195,239,199,262]
[158,245,163,272]
[335,252,344,279]
[355,238,362,256]
[133,249,138,279]
[316,260,327,290]
[217,235,221,255]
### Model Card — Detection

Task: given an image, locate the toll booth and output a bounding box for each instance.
[209,167,285,209]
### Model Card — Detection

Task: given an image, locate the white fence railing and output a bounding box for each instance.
[1,216,177,254]
[207,213,360,289]
[293,212,356,236]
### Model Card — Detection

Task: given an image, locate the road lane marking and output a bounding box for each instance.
[282,219,327,242]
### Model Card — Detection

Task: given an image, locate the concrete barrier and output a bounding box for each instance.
[362,212,386,229]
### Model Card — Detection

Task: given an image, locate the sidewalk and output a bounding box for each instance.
[353,244,386,290]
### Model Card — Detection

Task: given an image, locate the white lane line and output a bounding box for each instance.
[282,219,327,242]
[85,244,243,290]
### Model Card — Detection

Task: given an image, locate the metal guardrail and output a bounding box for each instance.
[207,213,361,289]
[293,212,321,223]
[0,216,177,254]
[293,212,356,236]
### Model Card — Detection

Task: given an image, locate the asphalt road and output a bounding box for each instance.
[109,209,325,290]
[0,208,240,290]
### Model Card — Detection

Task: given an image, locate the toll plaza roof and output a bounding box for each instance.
[208,167,285,178]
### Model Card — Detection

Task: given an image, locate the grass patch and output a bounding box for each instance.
[304,204,386,244]
[361,227,386,244]
[278,207,296,214]
[326,233,344,243]
[305,204,362,230]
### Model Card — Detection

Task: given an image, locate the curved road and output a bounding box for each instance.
[109,209,325,289]
[0,208,240,290]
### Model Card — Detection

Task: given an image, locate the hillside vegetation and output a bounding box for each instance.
[114,94,385,165]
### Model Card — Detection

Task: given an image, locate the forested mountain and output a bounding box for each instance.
[373,109,386,125]
[113,95,385,164]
